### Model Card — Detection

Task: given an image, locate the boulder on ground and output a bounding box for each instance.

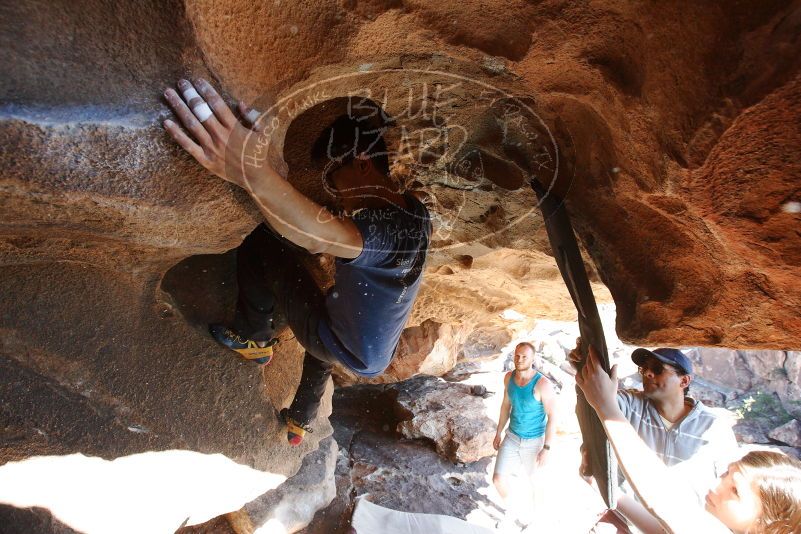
[301,384,501,533]
[244,437,338,533]
[768,419,801,448]
[390,375,496,464]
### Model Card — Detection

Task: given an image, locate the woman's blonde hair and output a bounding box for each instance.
[736,450,801,534]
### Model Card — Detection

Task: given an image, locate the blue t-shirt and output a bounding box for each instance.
[317,195,431,376]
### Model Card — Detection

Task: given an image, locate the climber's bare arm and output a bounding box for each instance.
[162,78,362,258]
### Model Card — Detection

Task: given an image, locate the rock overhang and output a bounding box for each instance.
[1,2,799,352]
[2,2,801,532]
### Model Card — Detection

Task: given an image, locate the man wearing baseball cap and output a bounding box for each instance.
[572,342,739,533]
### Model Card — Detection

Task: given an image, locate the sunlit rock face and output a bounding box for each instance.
[2,1,799,346]
[1,0,800,531]
[177,0,801,349]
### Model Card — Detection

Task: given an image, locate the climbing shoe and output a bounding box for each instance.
[209,324,278,365]
[281,409,312,446]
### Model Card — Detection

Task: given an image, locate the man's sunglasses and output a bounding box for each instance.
[637,360,680,376]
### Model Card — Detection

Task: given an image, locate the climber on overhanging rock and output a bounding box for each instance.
[163,79,431,446]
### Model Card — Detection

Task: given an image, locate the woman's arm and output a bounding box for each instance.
[616,494,671,534]
[576,346,730,534]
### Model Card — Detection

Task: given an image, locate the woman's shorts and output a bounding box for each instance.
[493,432,544,478]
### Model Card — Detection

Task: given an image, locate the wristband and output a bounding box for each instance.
[542,444,551,450]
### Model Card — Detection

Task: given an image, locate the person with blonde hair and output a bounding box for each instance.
[576,344,801,534]
[726,450,801,533]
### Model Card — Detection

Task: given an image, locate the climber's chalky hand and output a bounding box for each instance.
[163,78,254,188]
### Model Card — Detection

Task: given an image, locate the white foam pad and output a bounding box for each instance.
[192,103,213,122]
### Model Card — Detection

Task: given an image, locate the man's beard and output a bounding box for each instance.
[642,382,661,400]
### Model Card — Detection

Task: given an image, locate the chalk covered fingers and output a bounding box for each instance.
[163,78,247,186]
[197,80,235,125]
[181,83,213,122]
